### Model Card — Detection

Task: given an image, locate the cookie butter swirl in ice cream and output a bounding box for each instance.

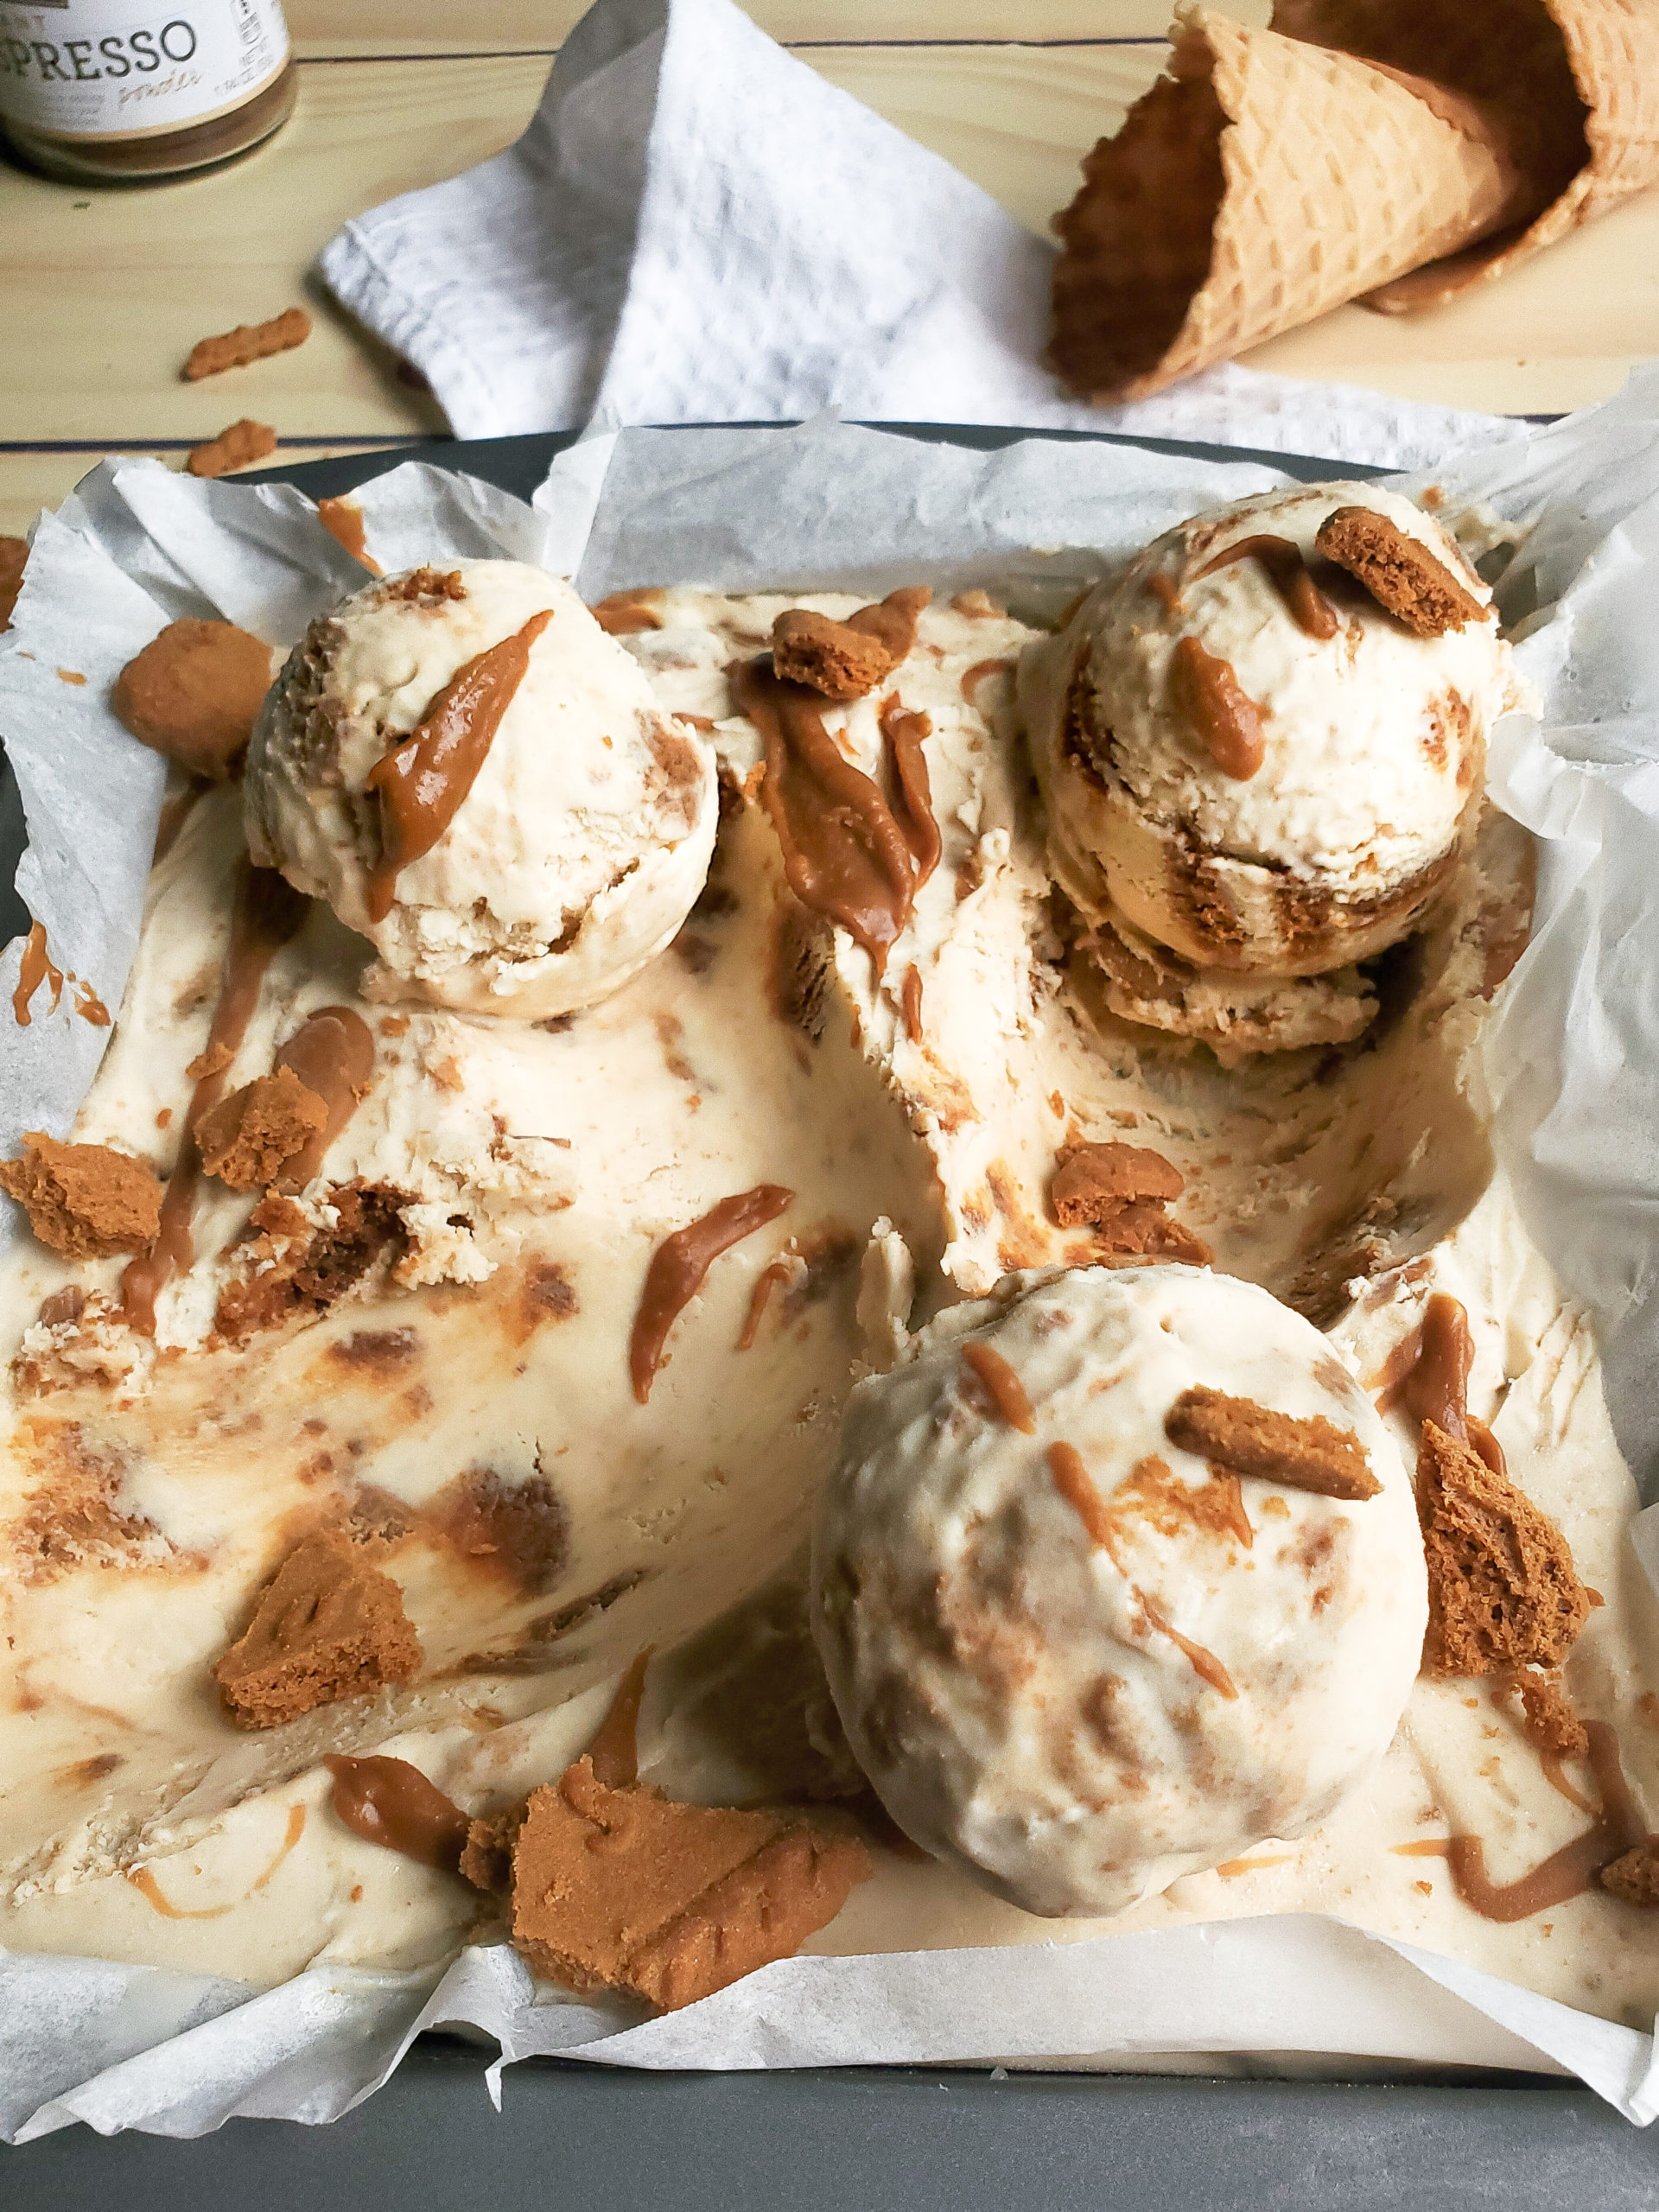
[245,561,717,1018]
[1022,484,1532,1018]
[812,1264,1427,1918]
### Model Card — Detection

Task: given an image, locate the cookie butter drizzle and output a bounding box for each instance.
[1396,1726,1647,1923]
[120,863,309,1334]
[1192,535,1338,641]
[273,1005,376,1187]
[961,1340,1035,1433]
[324,1755,471,1873]
[12,920,63,1027]
[315,498,382,576]
[1172,636,1266,779]
[365,608,555,923]
[733,657,919,974]
[878,697,942,889]
[630,1184,794,1402]
[1375,1290,1506,1476]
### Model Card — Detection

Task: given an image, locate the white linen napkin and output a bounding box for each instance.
[319,0,1516,471]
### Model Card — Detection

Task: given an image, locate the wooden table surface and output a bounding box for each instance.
[5,0,1659,537]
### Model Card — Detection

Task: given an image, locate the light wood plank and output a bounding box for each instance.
[280,0,1240,58]
[6,35,1659,491]
[815,44,1150,241]
[0,442,429,541]
[1,57,537,444]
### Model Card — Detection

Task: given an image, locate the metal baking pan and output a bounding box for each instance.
[5,423,1659,2208]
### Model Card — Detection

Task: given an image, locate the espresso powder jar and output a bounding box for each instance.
[0,0,295,183]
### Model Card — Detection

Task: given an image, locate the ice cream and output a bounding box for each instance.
[1020,483,1532,1049]
[5,510,1659,2069]
[245,561,718,1020]
[811,1263,1427,1917]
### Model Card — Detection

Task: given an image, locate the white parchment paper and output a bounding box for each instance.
[7,377,1659,2134]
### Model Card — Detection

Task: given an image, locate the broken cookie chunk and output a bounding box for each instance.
[213,1529,422,1729]
[187,419,277,480]
[771,587,932,700]
[1165,1384,1380,1501]
[1601,1843,1659,1909]
[1313,507,1490,639]
[1508,1669,1588,1759]
[1417,1419,1591,1677]
[1051,1141,1183,1224]
[507,1753,871,2012]
[1049,1140,1210,1264]
[112,619,276,779]
[0,1133,162,1259]
[194,1065,328,1192]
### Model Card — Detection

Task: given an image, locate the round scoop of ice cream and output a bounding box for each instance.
[812,1264,1426,1918]
[1025,484,1529,980]
[245,560,717,1017]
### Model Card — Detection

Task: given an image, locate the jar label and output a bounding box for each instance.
[0,0,289,140]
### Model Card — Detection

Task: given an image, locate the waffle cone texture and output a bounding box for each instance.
[1051,0,1659,401]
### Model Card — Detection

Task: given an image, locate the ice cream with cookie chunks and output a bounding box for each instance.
[812,1263,1427,1918]
[245,561,718,1019]
[1020,483,1532,1052]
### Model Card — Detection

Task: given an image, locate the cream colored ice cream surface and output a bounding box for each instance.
[1021,483,1535,1004]
[813,1265,1428,1920]
[245,561,718,1020]
[3,573,1657,2057]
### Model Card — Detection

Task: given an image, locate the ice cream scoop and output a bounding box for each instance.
[1021,484,1530,987]
[245,560,717,1018]
[812,1263,1427,1917]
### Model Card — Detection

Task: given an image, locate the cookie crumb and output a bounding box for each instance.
[1601,1843,1659,1909]
[183,308,311,381]
[1051,1141,1183,1224]
[1165,1384,1380,1501]
[194,1066,327,1191]
[1417,1420,1591,1676]
[0,1133,162,1259]
[1508,1669,1588,1758]
[1050,1140,1209,1264]
[188,420,278,479]
[213,1530,421,1728]
[1314,507,1490,638]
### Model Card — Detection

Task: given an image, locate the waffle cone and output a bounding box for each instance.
[1051,6,1535,404]
[1276,0,1659,312]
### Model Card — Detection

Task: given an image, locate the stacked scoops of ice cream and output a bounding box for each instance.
[1020,484,1531,1055]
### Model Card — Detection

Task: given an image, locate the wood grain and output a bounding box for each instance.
[4,0,1659,543]
[280,0,1245,56]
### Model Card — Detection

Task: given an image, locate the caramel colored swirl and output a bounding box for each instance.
[12,920,62,1027]
[323,1754,470,1873]
[1193,534,1338,641]
[733,656,918,974]
[1436,1723,1647,1923]
[1171,636,1266,779]
[879,697,941,890]
[630,1183,793,1403]
[961,1340,1034,1433]
[365,608,554,923]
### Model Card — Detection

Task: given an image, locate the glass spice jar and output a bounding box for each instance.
[0,0,295,184]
